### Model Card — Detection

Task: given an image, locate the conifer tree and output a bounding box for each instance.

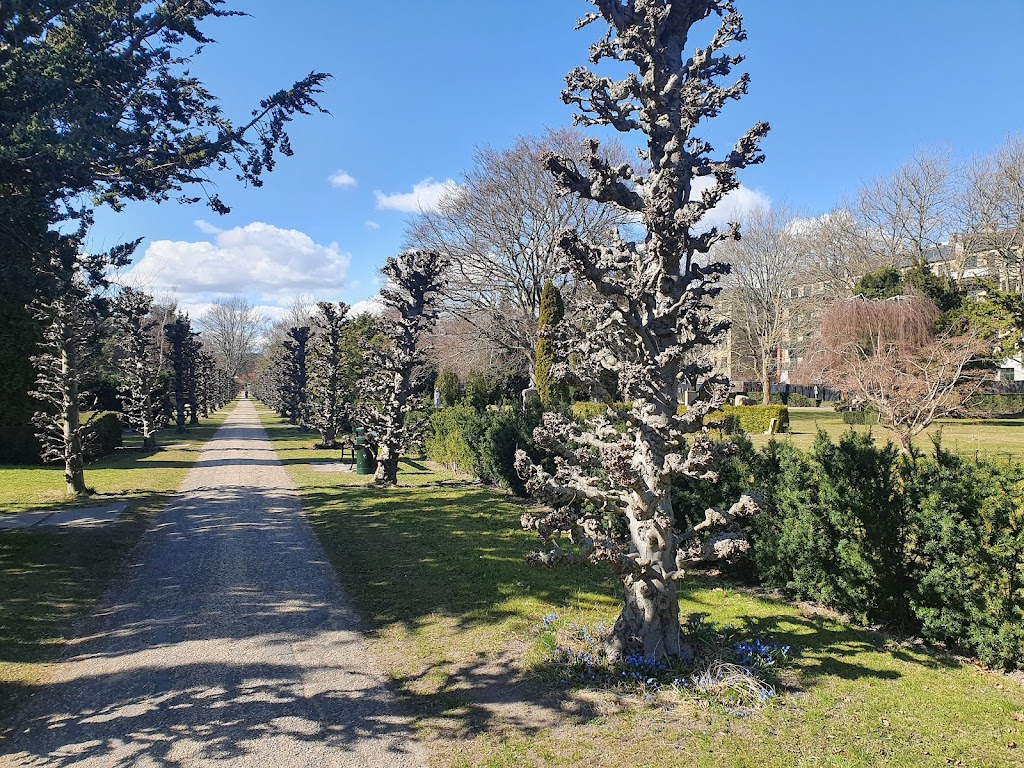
[164,316,197,435]
[535,280,567,409]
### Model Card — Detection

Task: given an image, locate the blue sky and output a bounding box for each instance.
[104,0,1024,322]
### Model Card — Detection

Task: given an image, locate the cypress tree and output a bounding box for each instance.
[534,280,565,409]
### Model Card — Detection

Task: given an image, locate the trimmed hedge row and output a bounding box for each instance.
[425,404,540,496]
[84,411,123,459]
[674,431,1024,669]
[969,393,1024,416]
[710,404,790,434]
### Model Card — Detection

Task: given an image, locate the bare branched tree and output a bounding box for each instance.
[853,147,957,270]
[795,296,987,452]
[515,1,767,663]
[405,129,630,380]
[718,205,808,402]
[198,297,268,381]
[959,135,1024,292]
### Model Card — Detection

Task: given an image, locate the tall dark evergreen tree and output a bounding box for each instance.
[282,326,312,427]
[0,1,329,436]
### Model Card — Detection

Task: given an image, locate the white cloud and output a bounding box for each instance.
[364,220,381,230]
[374,178,461,213]
[328,170,357,189]
[348,296,385,317]
[122,222,351,311]
[193,219,224,235]
[692,178,771,230]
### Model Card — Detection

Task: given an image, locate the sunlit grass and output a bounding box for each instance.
[259,403,1024,768]
[748,407,1024,461]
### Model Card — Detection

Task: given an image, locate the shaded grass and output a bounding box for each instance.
[0,402,236,718]
[749,408,1024,461]
[259,405,1024,768]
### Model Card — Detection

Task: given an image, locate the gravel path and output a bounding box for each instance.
[0,400,426,768]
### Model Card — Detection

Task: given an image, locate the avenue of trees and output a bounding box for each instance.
[0,1,328,492]
[5,0,1023,676]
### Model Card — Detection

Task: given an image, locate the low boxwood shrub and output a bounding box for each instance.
[425,404,540,496]
[710,405,789,434]
[841,408,881,425]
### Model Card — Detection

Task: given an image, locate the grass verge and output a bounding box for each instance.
[0,402,237,719]
[259,405,1024,768]
[749,408,1024,461]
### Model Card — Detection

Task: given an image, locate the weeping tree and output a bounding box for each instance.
[514,0,768,663]
[307,302,351,447]
[164,316,196,434]
[31,236,134,494]
[112,287,163,450]
[359,250,446,486]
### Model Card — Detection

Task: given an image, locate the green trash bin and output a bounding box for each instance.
[354,428,377,475]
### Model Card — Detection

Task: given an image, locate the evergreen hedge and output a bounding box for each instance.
[425,404,540,496]
[84,411,123,460]
[710,404,790,434]
[681,431,1024,668]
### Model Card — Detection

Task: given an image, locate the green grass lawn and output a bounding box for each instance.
[0,402,236,718]
[258,404,1024,768]
[750,407,1024,461]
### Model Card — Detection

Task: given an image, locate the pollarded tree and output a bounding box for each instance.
[31,235,134,494]
[184,335,203,426]
[359,250,446,486]
[112,287,163,450]
[307,302,351,448]
[164,315,197,434]
[282,325,312,427]
[514,1,767,663]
